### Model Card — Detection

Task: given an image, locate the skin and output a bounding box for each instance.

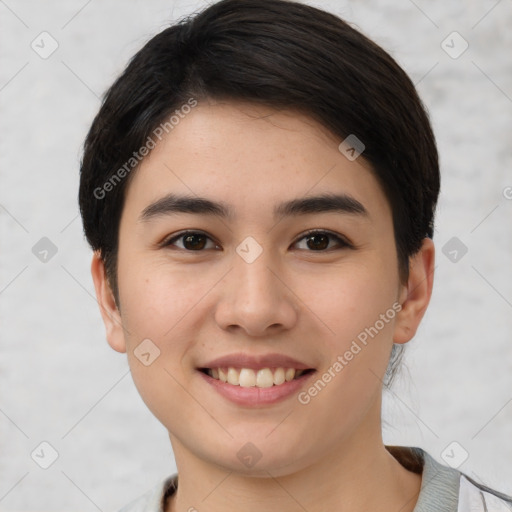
[91,100,435,512]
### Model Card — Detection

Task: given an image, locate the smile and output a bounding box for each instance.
[200,367,314,388]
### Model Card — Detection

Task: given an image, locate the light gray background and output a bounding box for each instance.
[1,1,511,511]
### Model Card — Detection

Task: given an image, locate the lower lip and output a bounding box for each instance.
[198,370,316,407]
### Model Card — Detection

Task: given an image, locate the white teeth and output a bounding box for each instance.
[239,368,256,387]
[207,367,310,387]
[285,368,296,382]
[256,368,274,388]
[227,367,239,385]
[273,367,285,385]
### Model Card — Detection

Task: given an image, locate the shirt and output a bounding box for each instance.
[116,446,512,512]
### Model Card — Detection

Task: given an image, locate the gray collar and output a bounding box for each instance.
[411,447,460,512]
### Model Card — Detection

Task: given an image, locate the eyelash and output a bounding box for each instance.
[160,229,354,252]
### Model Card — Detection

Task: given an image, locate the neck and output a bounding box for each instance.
[166,407,421,512]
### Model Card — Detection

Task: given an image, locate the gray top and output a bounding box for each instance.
[408,447,460,511]
[116,446,512,512]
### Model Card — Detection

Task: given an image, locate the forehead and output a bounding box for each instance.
[121,100,391,225]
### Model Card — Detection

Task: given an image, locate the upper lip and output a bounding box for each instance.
[199,352,314,370]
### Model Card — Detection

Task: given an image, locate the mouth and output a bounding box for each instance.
[198,367,316,388]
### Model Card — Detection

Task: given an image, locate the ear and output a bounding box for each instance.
[90,251,127,353]
[393,238,435,344]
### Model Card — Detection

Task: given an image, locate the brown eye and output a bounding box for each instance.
[162,229,351,252]
[293,230,352,251]
[305,233,329,250]
[182,233,207,250]
[162,231,218,251]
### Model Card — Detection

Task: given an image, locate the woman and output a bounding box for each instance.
[79,0,512,510]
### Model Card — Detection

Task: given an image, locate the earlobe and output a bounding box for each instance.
[90,252,127,353]
[393,238,435,344]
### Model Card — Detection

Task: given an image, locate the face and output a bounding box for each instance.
[92,100,433,476]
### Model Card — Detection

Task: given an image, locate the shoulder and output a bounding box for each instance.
[388,446,512,512]
[115,474,178,512]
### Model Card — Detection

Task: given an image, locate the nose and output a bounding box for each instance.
[214,246,299,337]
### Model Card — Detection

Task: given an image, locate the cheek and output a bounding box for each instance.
[302,262,399,348]
[300,272,397,418]
[116,263,201,423]
[116,260,218,393]
[117,257,211,340]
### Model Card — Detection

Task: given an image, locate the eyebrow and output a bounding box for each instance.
[139,192,368,222]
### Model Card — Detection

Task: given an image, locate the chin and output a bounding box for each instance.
[200,436,313,477]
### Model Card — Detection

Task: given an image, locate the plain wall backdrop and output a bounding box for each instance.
[0,0,511,510]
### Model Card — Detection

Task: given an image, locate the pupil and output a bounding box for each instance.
[307,233,328,250]
[184,234,206,250]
